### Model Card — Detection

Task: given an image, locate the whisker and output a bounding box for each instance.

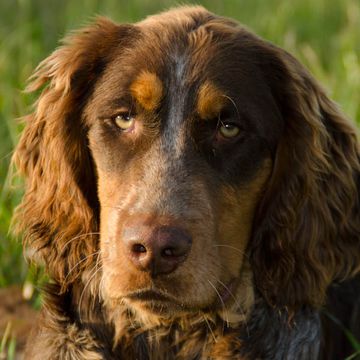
[207,279,229,331]
[212,244,249,258]
[203,314,217,343]
[64,250,101,283]
[90,250,103,309]
[60,232,100,252]
[78,264,104,323]
[215,278,242,312]
[222,94,240,120]
[215,278,250,337]
[96,252,105,302]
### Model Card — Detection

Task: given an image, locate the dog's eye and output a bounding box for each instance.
[113,112,135,131]
[218,123,240,138]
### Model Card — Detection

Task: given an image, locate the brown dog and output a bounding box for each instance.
[13,6,360,359]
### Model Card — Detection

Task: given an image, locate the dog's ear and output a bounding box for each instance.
[251,44,360,311]
[13,18,135,289]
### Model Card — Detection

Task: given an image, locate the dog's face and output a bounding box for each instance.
[84,12,280,316]
[14,6,359,325]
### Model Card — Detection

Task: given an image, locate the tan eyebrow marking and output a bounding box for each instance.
[197,81,226,120]
[130,71,163,111]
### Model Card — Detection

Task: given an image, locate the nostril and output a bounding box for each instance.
[132,243,147,254]
[162,247,175,257]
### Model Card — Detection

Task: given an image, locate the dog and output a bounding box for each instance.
[13,6,360,359]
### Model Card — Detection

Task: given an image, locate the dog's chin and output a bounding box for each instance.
[113,278,240,318]
[122,290,213,318]
[103,275,254,330]
[127,299,191,318]
[121,289,250,329]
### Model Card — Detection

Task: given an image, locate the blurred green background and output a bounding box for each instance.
[0,0,359,287]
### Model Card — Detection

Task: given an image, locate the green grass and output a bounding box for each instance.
[0,0,359,355]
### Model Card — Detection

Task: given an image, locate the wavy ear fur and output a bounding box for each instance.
[13,18,134,289]
[251,45,360,311]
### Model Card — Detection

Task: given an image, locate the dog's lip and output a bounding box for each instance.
[124,279,239,308]
[125,289,177,303]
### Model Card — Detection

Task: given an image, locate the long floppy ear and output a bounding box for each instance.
[13,18,134,289]
[251,44,360,311]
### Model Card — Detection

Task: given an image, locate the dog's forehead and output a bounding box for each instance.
[89,10,283,145]
[99,21,268,103]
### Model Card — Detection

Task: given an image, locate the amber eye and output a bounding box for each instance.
[113,112,135,131]
[219,123,240,138]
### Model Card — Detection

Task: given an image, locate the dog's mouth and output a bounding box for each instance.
[124,278,238,312]
[124,289,185,314]
[126,289,177,303]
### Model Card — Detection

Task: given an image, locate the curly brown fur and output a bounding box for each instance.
[251,49,360,309]
[13,6,359,360]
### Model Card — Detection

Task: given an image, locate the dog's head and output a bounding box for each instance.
[14,6,360,322]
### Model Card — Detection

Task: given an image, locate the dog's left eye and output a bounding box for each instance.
[113,112,135,131]
[218,123,240,138]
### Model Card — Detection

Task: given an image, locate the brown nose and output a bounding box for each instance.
[122,225,192,276]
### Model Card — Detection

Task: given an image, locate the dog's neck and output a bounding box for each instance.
[62,267,254,358]
[35,283,321,360]
[56,285,248,359]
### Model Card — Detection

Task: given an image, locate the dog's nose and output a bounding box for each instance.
[122,225,192,276]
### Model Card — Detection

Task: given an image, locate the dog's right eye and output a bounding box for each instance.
[218,123,240,139]
[113,112,135,131]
